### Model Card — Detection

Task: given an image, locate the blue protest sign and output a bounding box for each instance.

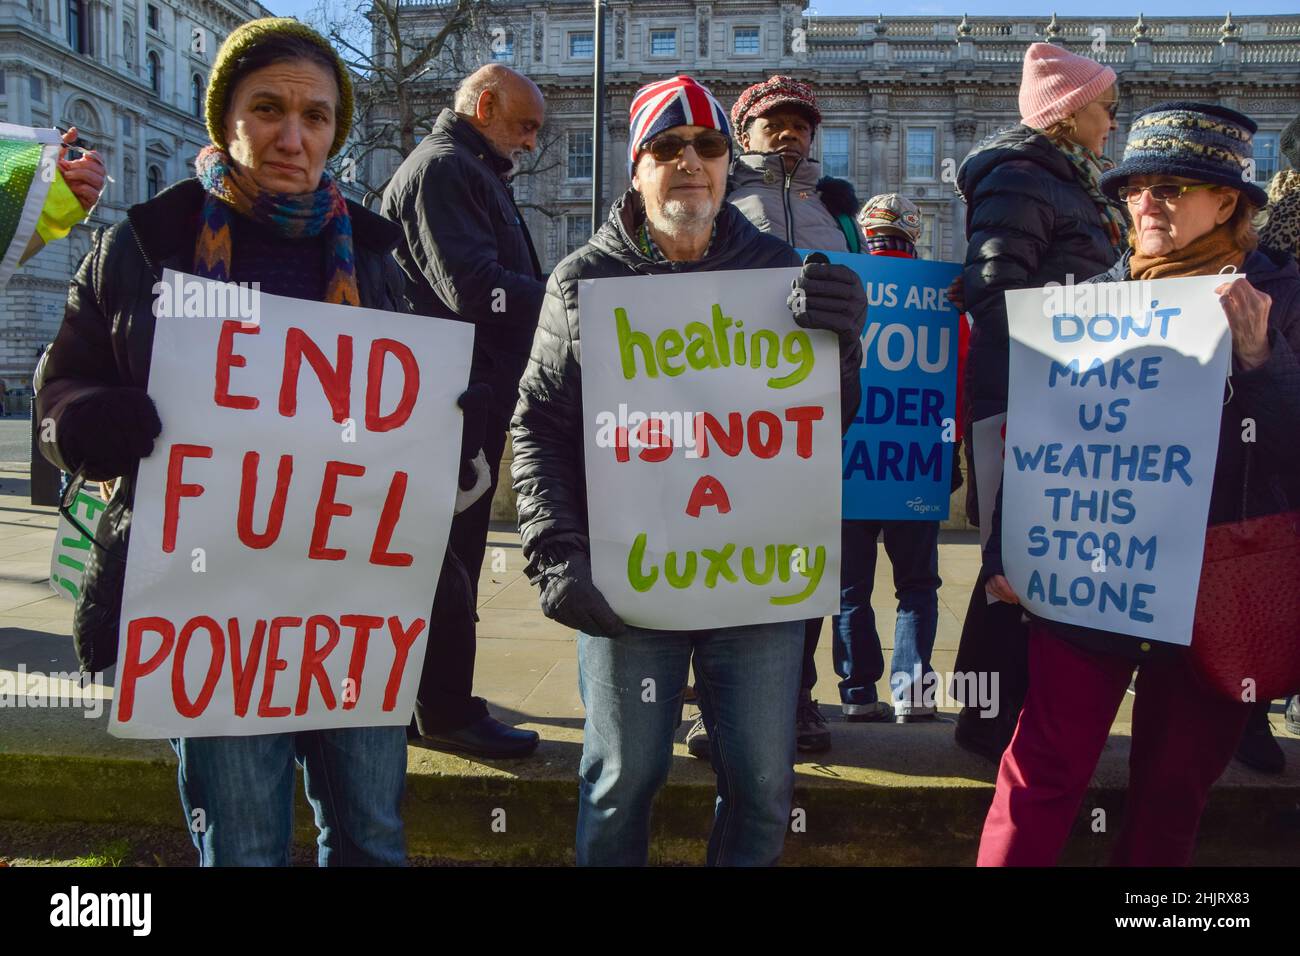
[800,251,961,520]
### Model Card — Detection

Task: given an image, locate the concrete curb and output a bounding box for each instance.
[4,731,1299,865]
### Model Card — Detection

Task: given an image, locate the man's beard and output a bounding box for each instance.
[649,194,718,237]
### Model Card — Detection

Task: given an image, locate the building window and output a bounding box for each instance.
[567,129,593,180]
[649,28,677,57]
[0,71,6,96]
[821,128,851,179]
[122,158,136,203]
[147,3,159,31]
[568,31,594,59]
[191,74,203,117]
[1254,132,1280,181]
[491,31,514,62]
[147,164,162,199]
[733,26,760,54]
[916,211,937,259]
[147,51,160,94]
[906,127,936,180]
[121,114,131,136]
[30,75,43,101]
[564,214,588,257]
[67,0,89,54]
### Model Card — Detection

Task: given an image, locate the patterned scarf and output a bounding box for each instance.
[193,145,359,306]
[636,219,716,263]
[1052,137,1128,260]
[863,233,917,258]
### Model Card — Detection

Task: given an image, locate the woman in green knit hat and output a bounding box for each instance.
[33,17,474,866]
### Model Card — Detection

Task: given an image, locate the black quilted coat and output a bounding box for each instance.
[34,178,408,671]
[510,188,864,579]
[958,125,1124,423]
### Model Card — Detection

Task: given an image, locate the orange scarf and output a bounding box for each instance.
[1129,225,1245,281]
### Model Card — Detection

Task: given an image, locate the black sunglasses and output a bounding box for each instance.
[645,131,731,163]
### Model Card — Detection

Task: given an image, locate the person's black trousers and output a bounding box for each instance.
[414,416,511,733]
[952,434,1029,732]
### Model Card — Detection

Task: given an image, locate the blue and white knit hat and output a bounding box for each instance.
[1100,101,1269,207]
[628,75,731,176]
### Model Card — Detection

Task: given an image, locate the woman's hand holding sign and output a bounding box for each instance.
[1216,276,1272,370]
[985,573,1020,605]
[59,386,163,480]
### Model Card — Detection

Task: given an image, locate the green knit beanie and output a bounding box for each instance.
[205,17,354,158]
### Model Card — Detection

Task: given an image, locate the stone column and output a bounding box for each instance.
[607,117,629,202]
[867,119,892,198]
[950,117,978,260]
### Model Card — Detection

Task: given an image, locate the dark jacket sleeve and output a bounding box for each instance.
[510,272,589,578]
[34,226,128,476]
[411,155,545,328]
[983,479,1006,578]
[1228,280,1300,475]
[839,337,863,435]
[963,162,1056,350]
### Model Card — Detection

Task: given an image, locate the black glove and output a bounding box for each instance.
[787,256,868,346]
[537,551,627,637]
[58,386,162,479]
[457,383,494,490]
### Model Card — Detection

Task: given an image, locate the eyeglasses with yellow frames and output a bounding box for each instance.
[1117,182,1219,205]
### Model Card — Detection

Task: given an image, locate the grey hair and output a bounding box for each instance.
[452,72,491,114]
[452,63,522,115]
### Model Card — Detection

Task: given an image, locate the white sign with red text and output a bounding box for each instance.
[111,270,471,738]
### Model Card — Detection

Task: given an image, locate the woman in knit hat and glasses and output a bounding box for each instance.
[977,102,1300,866]
[951,43,1126,764]
[33,18,490,865]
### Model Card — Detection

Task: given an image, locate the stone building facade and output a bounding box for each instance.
[369,4,1300,274]
[0,0,269,399]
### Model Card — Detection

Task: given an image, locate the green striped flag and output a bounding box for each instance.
[0,123,61,287]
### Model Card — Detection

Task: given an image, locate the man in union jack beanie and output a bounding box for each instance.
[511,74,873,866]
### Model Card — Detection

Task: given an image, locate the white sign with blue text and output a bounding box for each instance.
[1002,275,1234,645]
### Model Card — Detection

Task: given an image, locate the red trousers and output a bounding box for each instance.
[977,624,1253,866]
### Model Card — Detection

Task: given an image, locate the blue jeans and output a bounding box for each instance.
[834,519,942,711]
[576,620,803,866]
[170,726,407,866]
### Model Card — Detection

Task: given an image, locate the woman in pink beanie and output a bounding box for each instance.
[950,42,1126,765]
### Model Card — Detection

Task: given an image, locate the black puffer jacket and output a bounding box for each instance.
[510,188,863,578]
[35,178,409,671]
[382,108,546,421]
[958,126,1124,423]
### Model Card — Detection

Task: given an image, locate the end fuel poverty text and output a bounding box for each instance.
[120,318,432,725]
[1012,303,1191,623]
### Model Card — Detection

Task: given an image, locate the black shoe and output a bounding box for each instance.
[796,693,832,753]
[1286,696,1300,737]
[953,706,1014,765]
[1235,702,1284,775]
[685,715,711,760]
[420,715,540,759]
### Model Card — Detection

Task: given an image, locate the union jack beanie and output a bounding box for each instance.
[628,75,731,176]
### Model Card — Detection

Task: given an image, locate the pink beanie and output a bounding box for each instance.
[1018,43,1116,130]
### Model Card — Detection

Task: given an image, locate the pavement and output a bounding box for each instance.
[2,457,1299,865]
